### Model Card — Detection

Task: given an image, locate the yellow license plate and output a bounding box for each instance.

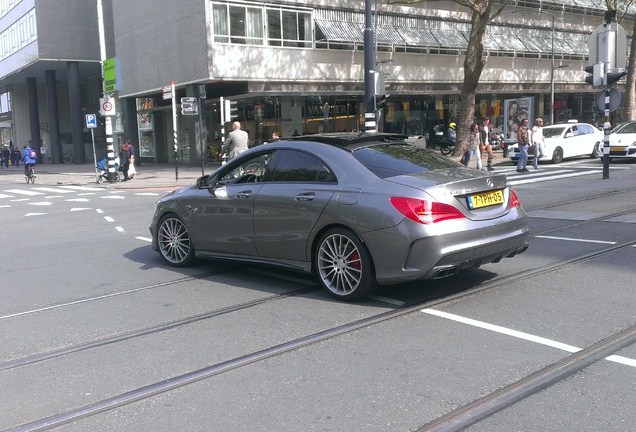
[612,147,626,152]
[467,190,504,209]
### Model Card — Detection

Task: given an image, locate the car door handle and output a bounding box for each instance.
[295,192,315,202]
[235,191,252,198]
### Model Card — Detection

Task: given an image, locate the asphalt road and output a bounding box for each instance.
[1,157,635,432]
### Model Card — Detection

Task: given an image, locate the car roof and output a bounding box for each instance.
[282,132,409,149]
[545,122,591,128]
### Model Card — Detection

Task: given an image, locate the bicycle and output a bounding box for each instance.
[63,149,73,164]
[25,164,36,184]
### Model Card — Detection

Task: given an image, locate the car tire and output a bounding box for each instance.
[157,215,196,267]
[591,143,600,158]
[315,227,377,301]
[552,147,563,164]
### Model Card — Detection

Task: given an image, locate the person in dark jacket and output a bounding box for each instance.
[1,146,9,168]
[12,147,21,167]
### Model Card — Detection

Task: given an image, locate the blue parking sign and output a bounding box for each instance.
[86,114,97,129]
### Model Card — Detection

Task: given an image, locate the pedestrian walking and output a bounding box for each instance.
[467,123,483,170]
[516,118,530,172]
[530,118,545,170]
[480,118,495,171]
[12,147,21,167]
[119,142,132,181]
[222,121,249,160]
[1,146,9,168]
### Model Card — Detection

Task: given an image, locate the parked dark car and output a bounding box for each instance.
[150,133,529,301]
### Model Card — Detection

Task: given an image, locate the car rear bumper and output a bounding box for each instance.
[607,146,636,158]
[361,210,529,285]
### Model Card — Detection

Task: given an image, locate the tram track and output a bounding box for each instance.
[6,234,636,432]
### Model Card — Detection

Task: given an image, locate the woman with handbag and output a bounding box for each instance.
[467,123,483,170]
[530,118,545,170]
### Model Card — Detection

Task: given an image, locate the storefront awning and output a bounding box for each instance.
[315,20,363,43]
[396,27,440,47]
[432,30,469,49]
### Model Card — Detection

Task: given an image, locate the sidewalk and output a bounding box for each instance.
[0,151,513,189]
[0,162,222,189]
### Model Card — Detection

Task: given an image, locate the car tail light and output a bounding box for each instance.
[509,188,521,208]
[390,197,465,225]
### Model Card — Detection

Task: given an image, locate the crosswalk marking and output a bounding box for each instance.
[4,189,43,196]
[31,187,74,194]
[508,169,602,185]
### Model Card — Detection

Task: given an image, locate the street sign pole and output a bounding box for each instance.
[220,96,226,164]
[86,114,98,181]
[199,97,205,176]
[97,0,116,183]
[172,81,178,181]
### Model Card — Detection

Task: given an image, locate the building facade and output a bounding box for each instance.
[1,0,632,165]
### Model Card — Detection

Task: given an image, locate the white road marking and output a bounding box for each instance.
[104,216,114,222]
[421,309,636,368]
[509,170,602,185]
[11,198,29,202]
[535,235,616,245]
[136,236,152,242]
[77,192,96,196]
[25,213,46,216]
[5,189,43,196]
[135,192,159,196]
[0,205,11,208]
[0,194,14,199]
[115,226,124,232]
[96,209,104,214]
[59,186,102,191]
[65,198,90,202]
[101,195,125,199]
[44,195,64,199]
[28,202,52,206]
[33,187,73,194]
[70,208,92,212]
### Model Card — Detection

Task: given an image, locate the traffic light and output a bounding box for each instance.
[584,63,604,87]
[180,97,198,115]
[606,69,628,86]
[376,95,389,110]
[224,99,238,121]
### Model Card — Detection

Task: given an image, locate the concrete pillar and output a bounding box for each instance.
[45,70,62,164]
[27,77,42,163]
[67,61,85,164]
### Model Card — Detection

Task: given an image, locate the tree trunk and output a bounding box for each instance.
[625,14,636,120]
[452,7,490,157]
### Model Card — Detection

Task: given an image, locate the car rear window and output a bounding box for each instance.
[544,127,566,138]
[352,144,459,178]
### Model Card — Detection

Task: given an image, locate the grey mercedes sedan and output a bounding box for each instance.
[150,133,528,301]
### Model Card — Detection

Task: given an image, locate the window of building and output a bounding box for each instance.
[0,8,36,62]
[211,2,311,47]
[0,0,20,19]
[0,87,11,114]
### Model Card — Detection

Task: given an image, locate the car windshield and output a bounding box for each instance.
[614,122,636,134]
[543,127,566,138]
[352,144,459,178]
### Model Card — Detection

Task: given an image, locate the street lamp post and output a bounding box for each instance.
[550,64,570,125]
[546,13,569,125]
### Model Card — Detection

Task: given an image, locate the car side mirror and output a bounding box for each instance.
[196,174,211,188]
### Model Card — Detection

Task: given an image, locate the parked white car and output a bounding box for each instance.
[509,121,603,164]
[605,120,636,161]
